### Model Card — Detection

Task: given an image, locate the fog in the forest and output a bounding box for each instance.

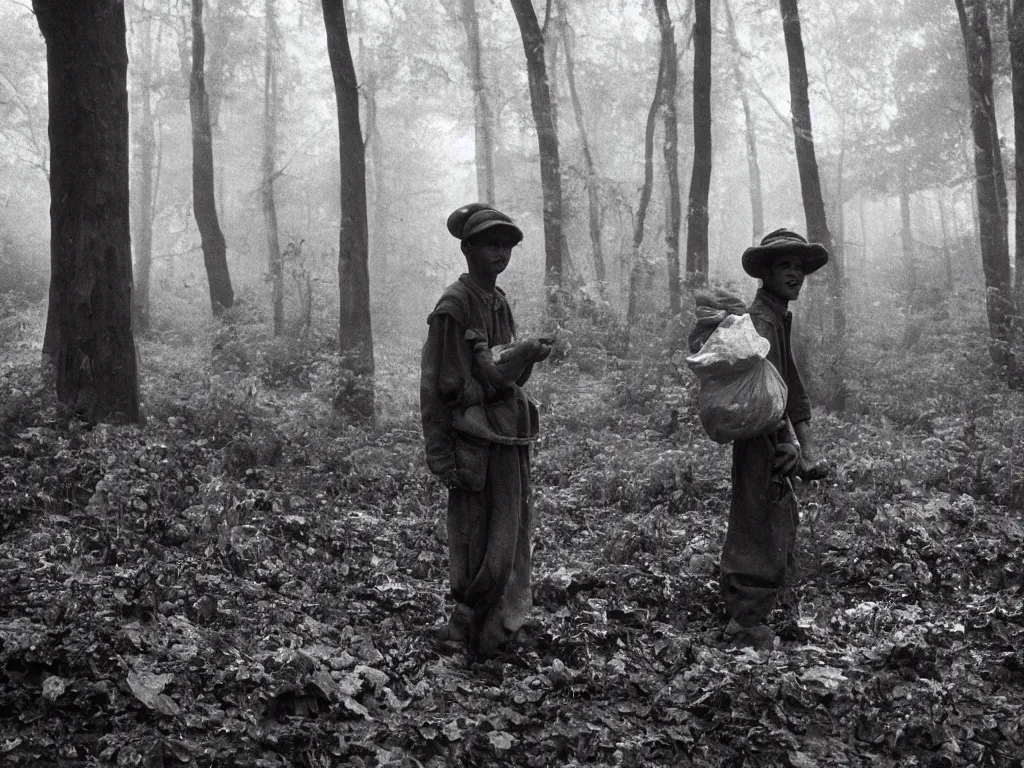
[0,0,1012,383]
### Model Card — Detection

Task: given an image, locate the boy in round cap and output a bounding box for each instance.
[722,227,830,649]
[420,204,553,656]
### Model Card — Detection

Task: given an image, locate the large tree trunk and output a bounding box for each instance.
[131,0,156,335]
[190,0,233,315]
[626,36,666,331]
[685,0,712,287]
[956,0,1018,381]
[34,0,140,424]
[779,0,833,253]
[558,3,605,286]
[654,0,682,319]
[779,0,846,409]
[1012,0,1024,292]
[263,0,284,336]
[323,0,375,419]
[724,0,763,242]
[460,0,497,204]
[509,0,566,291]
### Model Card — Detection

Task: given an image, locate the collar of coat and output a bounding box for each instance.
[752,287,793,324]
[459,274,506,309]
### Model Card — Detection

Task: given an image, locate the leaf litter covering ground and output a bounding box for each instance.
[1,369,1023,767]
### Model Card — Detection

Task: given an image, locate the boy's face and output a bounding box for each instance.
[465,231,516,278]
[762,254,805,302]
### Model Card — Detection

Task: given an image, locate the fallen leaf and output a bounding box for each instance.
[127,669,180,716]
[489,731,515,751]
[42,675,65,702]
[788,750,818,768]
[799,666,847,691]
[342,696,370,719]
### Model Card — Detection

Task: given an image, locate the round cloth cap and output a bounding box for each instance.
[741,227,829,278]
[446,204,523,244]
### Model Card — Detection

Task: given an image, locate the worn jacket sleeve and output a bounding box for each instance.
[750,313,812,427]
[420,312,477,476]
[783,343,812,426]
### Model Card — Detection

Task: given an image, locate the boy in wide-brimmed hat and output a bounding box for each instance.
[722,227,830,649]
[420,203,553,657]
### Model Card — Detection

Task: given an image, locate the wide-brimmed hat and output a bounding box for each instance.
[446,203,523,245]
[741,227,829,278]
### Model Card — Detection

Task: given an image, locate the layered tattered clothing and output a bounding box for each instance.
[420,275,537,654]
[721,288,811,626]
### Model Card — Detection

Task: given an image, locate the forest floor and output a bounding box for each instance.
[1,315,1023,768]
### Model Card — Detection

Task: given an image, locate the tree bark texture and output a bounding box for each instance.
[131,1,156,335]
[685,0,712,287]
[724,0,763,243]
[190,0,234,315]
[460,0,497,204]
[779,0,846,408]
[956,0,1018,378]
[1010,0,1024,292]
[510,0,566,290]
[654,0,682,318]
[323,0,375,417]
[34,0,140,424]
[778,0,833,254]
[936,191,955,289]
[263,0,284,336]
[899,180,918,300]
[626,35,665,330]
[558,4,605,286]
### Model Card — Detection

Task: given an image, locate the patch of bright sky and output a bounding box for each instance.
[620,3,651,44]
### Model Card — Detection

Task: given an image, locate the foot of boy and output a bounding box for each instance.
[725,619,776,650]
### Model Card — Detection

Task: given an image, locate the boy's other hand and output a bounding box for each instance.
[773,442,800,476]
[521,338,553,363]
[796,458,829,481]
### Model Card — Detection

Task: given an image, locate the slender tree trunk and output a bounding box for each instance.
[323,0,375,418]
[34,0,140,424]
[956,0,1018,380]
[779,0,846,408]
[858,193,868,281]
[558,4,604,286]
[685,0,712,286]
[832,140,848,347]
[899,179,918,302]
[190,0,233,315]
[779,0,833,253]
[724,0,763,242]
[654,0,682,318]
[131,1,156,335]
[510,0,566,292]
[460,0,496,204]
[263,0,284,336]
[937,191,955,289]
[545,3,560,139]
[627,37,666,330]
[355,0,385,284]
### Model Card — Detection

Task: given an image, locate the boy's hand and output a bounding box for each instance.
[520,338,553,363]
[796,458,829,481]
[773,442,800,476]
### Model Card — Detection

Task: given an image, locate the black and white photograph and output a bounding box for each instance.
[0,0,1022,765]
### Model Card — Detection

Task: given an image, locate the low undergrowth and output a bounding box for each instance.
[1,297,1022,767]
